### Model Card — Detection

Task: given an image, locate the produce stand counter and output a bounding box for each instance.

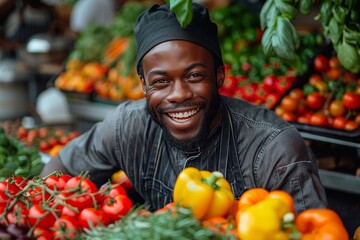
[68,99,360,195]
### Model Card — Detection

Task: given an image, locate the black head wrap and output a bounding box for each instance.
[134,3,223,74]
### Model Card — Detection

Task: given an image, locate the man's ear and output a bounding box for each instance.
[139,75,147,96]
[216,66,225,89]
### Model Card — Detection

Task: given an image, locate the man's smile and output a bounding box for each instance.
[167,108,200,122]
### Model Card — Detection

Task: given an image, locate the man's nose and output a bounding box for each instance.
[166,79,193,103]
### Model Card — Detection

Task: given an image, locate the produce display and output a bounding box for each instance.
[211,5,325,108]
[16,126,80,156]
[55,2,149,104]
[275,53,360,133]
[0,166,357,239]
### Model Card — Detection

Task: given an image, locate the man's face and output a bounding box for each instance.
[140,40,224,151]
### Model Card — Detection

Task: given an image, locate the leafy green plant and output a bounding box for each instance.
[260,0,360,73]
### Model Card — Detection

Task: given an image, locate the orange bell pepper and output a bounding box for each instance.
[173,167,234,220]
[295,208,349,240]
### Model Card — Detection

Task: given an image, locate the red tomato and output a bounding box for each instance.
[52,215,80,239]
[345,121,358,131]
[265,92,281,109]
[254,85,269,102]
[17,127,28,140]
[262,74,278,91]
[326,68,341,80]
[65,176,98,193]
[332,116,347,129]
[44,174,72,191]
[27,186,50,205]
[281,111,298,122]
[0,181,20,206]
[61,206,79,218]
[220,75,237,95]
[306,92,325,110]
[313,54,329,72]
[33,227,54,240]
[342,92,360,110]
[275,76,292,94]
[6,201,28,225]
[310,113,329,126]
[5,176,28,189]
[28,204,56,228]
[100,184,127,198]
[78,207,110,229]
[64,176,98,211]
[241,83,257,102]
[101,195,133,222]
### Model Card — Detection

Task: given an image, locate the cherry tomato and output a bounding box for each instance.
[52,215,80,240]
[102,195,133,222]
[306,92,325,110]
[275,76,292,94]
[313,54,329,72]
[345,121,358,131]
[329,100,346,117]
[281,111,298,122]
[332,116,347,129]
[280,96,298,112]
[28,204,56,228]
[27,186,50,205]
[5,176,28,189]
[78,207,110,229]
[328,56,340,69]
[33,227,54,240]
[310,113,329,126]
[44,174,72,191]
[6,201,28,225]
[289,88,304,100]
[326,68,341,80]
[0,181,20,206]
[262,74,278,91]
[265,92,281,109]
[64,176,98,211]
[100,183,127,198]
[342,92,360,110]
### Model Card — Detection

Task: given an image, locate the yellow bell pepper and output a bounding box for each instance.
[238,198,296,240]
[173,167,234,220]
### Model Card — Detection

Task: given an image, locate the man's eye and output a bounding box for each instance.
[187,73,203,80]
[151,78,169,87]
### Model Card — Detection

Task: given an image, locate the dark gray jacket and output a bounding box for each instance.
[57,95,327,214]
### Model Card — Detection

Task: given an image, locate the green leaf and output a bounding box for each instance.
[262,28,275,56]
[332,5,349,24]
[273,16,296,60]
[337,40,360,73]
[166,0,193,28]
[260,0,273,30]
[318,0,333,26]
[344,27,360,45]
[328,17,342,45]
[299,0,314,15]
[274,0,298,18]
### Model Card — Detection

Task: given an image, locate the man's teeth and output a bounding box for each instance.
[168,108,199,119]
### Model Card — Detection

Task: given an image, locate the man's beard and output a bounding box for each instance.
[147,92,221,152]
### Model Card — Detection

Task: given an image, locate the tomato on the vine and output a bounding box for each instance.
[6,201,28,225]
[0,181,20,205]
[33,227,54,240]
[44,174,72,191]
[28,204,56,228]
[101,195,133,222]
[64,176,98,211]
[52,215,80,240]
[5,176,28,189]
[78,207,110,229]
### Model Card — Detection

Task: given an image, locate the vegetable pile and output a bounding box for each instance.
[275,53,360,131]
[0,172,133,239]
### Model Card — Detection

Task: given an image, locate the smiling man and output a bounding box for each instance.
[40,3,327,214]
